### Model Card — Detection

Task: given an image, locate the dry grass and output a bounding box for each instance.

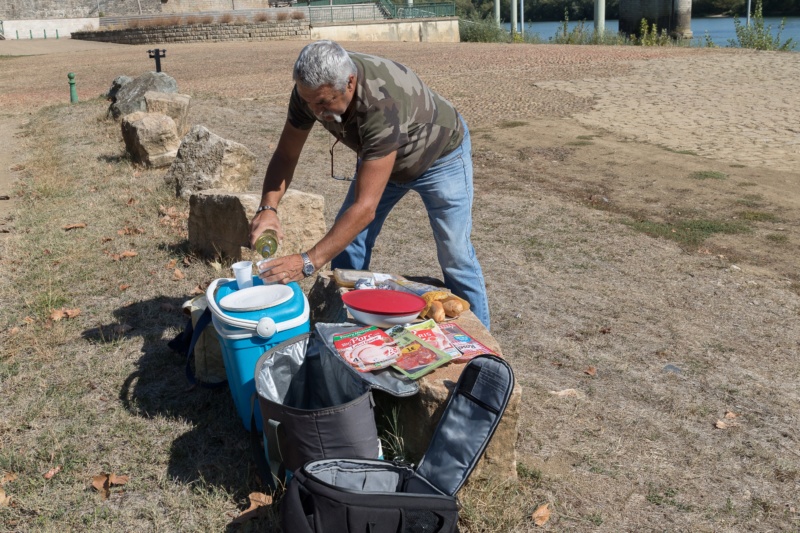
[275,11,290,22]
[290,11,306,21]
[218,12,234,24]
[253,12,272,23]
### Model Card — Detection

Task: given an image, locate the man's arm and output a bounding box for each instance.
[257,151,397,284]
[249,119,311,247]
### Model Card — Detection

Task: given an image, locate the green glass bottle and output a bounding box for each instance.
[254,229,279,258]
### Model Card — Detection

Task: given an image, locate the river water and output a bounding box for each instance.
[503,16,800,47]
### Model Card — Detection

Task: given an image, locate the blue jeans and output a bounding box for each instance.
[331,118,491,330]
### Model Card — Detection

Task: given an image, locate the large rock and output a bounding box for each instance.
[106,75,133,102]
[188,188,326,261]
[109,72,177,120]
[144,91,191,135]
[167,126,257,199]
[120,111,180,168]
[308,272,521,483]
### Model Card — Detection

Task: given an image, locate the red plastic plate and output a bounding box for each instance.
[342,290,425,316]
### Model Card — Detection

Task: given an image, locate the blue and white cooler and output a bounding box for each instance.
[206,276,310,431]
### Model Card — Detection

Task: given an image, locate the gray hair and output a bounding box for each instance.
[293,40,356,93]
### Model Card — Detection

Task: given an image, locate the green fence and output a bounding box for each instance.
[308,1,454,23]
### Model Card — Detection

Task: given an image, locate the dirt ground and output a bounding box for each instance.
[1,39,799,531]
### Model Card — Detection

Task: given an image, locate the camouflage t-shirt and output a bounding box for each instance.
[287,51,464,183]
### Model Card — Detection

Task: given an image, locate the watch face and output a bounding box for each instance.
[303,263,314,275]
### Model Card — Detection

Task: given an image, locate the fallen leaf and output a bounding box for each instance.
[63,223,87,231]
[210,260,222,272]
[101,236,113,243]
[599,327,611,334]
[117,226,144,236]
[190,285,206,295]
[724,411,738,419]
[127,197,137,206]
[119,284,131,291]
[550,361,563,367]
[230,492,273,524]
[549,389,582,398]
[1,472,18,484]
[584,366,597,377]
[532,502,551,526]
[43,465,62,480]
[23,316,35,324]
[715,420,728,429]
[166,259,177,269]
[49,308,80,321]
[92,473,111,499]
[120,250,138,259]
[0,487,10,507]
[9,327,20,335]
[172,268,185,281]
[109,474,129,486]
[183,257,191,266]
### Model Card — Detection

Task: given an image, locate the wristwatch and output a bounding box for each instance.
[300,252,315,278]
[256,205,277,215]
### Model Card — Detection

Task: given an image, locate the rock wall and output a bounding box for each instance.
[71,20,310,44]
[0,0,163,19]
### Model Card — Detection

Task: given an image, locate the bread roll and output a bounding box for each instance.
[442,299,464,317]
[431,300,446,322]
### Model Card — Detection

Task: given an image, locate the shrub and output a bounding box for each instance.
[459,15,509,43]
[218,12,234,23]
[185,15,200,25]
[254,12,271,22]
[291,10,306,20]
[200,15,214,24]
[234,15,248,24]
[728,0,796,50]
[276,11,290,21]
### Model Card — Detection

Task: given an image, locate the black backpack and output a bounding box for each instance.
[281,354,515,533]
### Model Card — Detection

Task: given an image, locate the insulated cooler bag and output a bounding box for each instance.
[281,354,515,533]
[254,324,420,488]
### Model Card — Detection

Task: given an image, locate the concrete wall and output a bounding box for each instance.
[312,18,459,42]
[160,0,275,13]
[2,17,98,38]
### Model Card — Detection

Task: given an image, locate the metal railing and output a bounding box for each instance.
[310,1,454,22]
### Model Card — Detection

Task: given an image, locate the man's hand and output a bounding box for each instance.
[256,253,305,284]
[249,209,284,248]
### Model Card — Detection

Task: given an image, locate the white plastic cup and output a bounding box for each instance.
[232,261,253,290]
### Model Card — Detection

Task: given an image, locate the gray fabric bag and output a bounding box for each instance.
[254,326,419,487]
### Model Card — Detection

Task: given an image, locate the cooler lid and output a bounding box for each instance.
[219,284,293,312]
[341,290,425,316]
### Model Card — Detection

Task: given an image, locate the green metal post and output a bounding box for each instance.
[44,29,47,39]
[68,73,78,104]
[56,29,59,39]
[16,30,19,39]
[30,29,33,39]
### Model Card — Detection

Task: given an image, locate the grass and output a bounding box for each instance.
[690,170,727,180]
[498,120,527,129]
[624,218,750,247]
[738,210,778,222]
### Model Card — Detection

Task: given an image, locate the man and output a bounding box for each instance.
[249,40,490,329]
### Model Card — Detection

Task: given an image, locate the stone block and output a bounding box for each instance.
[110,71,178,120]
[188,188,326,261]
[120,111,180,168]
[166,125,257,199]
[307,272,521,483]
[144,91,191,135]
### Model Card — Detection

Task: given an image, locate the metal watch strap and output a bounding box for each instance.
[300,252,315,277]
[256,205,277,215]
